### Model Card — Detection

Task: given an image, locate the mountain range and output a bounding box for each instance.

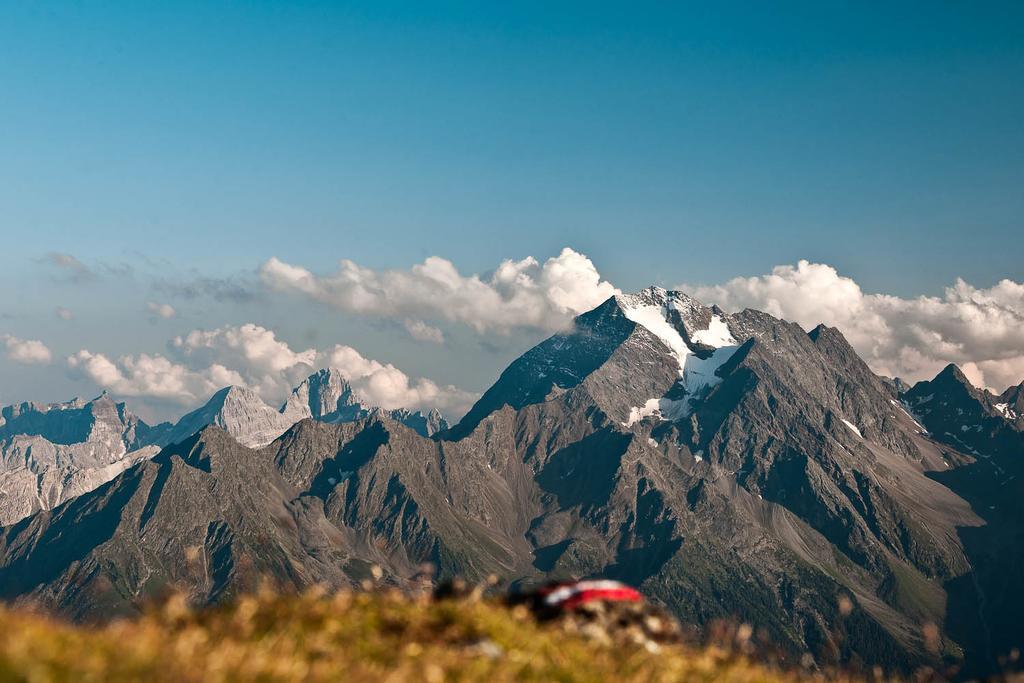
[0,288,1020,676]
[0,368,447,525]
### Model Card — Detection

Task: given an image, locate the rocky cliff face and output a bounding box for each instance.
[901,366,1024,678]
[167,385,297,449]
[281,368,450,437]
[0,392,171,450]
[0,394,170,525]
[0,290,1020,675]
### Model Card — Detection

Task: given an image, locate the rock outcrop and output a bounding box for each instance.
[0,393,171,524]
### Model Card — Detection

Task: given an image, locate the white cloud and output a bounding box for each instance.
[1,335,53,365]
[260,247,619,334]
[147,302,177,319]
[67,350,240,403]
[68,323,475,418]
[55,307,73,321]
[403,319,445,344]
[684,260,1024,393]
[320,344,474,415]
[172,323,318,399]
[961,357,1024,395]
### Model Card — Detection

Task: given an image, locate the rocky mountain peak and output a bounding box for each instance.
[616,285,669,307]
[614,287,731,355]
[0,392,167,525]
[166,385,292,449]
[278,368,447,436]
[887,376,913,395]
[449,287,746,438]
[214,384,264,408]
[997,382,1024,413]
[906,364,982,406]
[806,322,830,340]
[900,363,1024,460]
[280,368,361,423]
[0,393,150,449]
[934,363,973,388]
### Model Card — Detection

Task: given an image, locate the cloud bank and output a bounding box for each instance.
[67,350,239,404]
[68,324,474,418]
[260,247,619,334]
[685,260,1024,393]
[318,343,473,414]
[24,248,1024,413]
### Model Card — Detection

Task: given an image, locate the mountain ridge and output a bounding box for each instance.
[0,368,449,524]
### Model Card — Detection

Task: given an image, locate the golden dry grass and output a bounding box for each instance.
[0,587,872,683]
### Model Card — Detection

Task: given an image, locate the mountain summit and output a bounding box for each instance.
[166,385,295,449]
[281,368,450,436]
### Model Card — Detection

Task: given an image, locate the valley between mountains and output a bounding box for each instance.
[1,288,1022,676]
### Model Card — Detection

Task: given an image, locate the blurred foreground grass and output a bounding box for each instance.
[0,587,869,683]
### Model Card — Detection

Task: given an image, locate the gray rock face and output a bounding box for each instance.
[167,385,296,449]
[0,394,170,525]
[905,364,1024,458]
[281,368,365,422]
[281,368,450,437]
[0,290,1020,675]
[901,366,1024,678]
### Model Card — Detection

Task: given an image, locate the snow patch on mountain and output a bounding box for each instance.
[690,315,735,348]
[841,419,863,438]
[994,402,1020,420]
[625,397,689,427]
[682,344,739,394]
[619,297,693,373]
[619,291,740,426]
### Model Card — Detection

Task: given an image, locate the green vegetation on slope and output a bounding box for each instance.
[0,588,869,683]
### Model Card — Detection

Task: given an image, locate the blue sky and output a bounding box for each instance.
[1,2,1022,420]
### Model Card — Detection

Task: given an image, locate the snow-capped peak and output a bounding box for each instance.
[618,294,694,369]
[618,289,741,427]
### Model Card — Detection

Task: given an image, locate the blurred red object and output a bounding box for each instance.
[536,580,643,611]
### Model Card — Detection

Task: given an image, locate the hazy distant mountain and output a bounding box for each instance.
[0,369,449,524]
[281,368,449,437]
[0,393,171,525]
[0,289,1020,675]
[166,385,296,449]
